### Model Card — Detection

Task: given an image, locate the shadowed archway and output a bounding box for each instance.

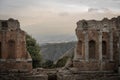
[8,40,15,59]
[89,40,96,59]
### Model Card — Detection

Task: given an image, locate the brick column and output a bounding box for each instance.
[110,31,113,61]
[99,30,103,71]
[73,45,78,60]
[2,31,7,59]
[85,31,89,61]
[99,31,102,61]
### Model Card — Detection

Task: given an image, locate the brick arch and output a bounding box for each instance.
[89,40,96,59]
[7,40,15,59]
[77,40,82,55]
[102,41,107,59]
[1,21,8,30]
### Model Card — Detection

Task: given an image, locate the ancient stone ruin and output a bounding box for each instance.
[58,16,120,80]
[1,17,120,80]
[0,18,49,80]
[0,18,32,72]
[73,17,120,71]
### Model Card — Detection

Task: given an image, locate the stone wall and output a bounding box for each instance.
[0,69,48,80]
[57,70,120,80]
[73,16,120,71]
[0,18,32,71]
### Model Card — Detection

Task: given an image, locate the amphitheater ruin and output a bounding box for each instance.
[0,16,120,80]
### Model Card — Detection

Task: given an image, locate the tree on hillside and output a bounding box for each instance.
[42,60,55,68]
[26,34,42,68]
[55,56,69,67]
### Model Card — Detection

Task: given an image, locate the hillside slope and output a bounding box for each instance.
[40,41,76,62]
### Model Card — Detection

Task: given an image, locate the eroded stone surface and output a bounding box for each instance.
[57,16,120,80]
[0,18,32,72]
[73,16,120,71]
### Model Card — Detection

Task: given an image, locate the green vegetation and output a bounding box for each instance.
[41,56,69,68]
[42,60,55,68]
[55,56,69,67]
[26,34,42,68]
[40,42,76,61]
[25,33,70,68]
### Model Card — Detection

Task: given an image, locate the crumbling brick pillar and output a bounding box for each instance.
[99,30,103,71]
[0,18,32,72]
[110,31,113,61]
[73,16,119,71]
[84,31,89,61]
[99,30,102,62]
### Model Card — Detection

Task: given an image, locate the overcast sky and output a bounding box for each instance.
[0,0,120,43]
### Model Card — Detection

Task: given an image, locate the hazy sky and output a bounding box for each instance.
[0,0,120,43]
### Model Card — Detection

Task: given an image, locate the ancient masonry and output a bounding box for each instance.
[73,16,120,71]
[0,18,32,71]
[0,19,48,80]
[1,17,120,80]
[58,16,120,80]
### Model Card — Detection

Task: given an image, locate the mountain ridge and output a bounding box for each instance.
[40,41,76,62]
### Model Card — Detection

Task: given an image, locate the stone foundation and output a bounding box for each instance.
[57,71,120,80]
[0,59,32,72]
[0,18,32,72]
[0,68,48,80]
[73,60,115,71]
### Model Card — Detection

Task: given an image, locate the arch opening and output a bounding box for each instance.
[78,40,82,55]
[89,40,96,59]
[8,40,15,59]
[102,41,107,59]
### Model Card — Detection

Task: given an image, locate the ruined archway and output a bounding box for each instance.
[1,21,8,30]
[102,41,107,60]
[8,40,15,59]
[78,40,82,55]
[102,41,107,55]
[89,40,96,59]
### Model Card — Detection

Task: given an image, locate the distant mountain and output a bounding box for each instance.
[40,41,76,62]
